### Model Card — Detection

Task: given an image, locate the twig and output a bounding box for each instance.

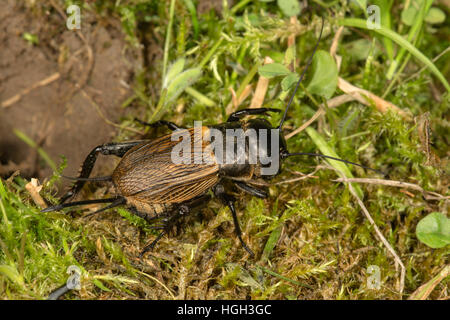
[249,56,273,108]
[161,0,176,83]
[409,265,450,300]
[285,94,355,139]
[80,90,143,135]
[346,179,406,295]
[25,178,47,209]
[1,73,60,108]
[333,178,448,200]
[137,270,176,299]
[226,62,261,114]
[274,167,320,185]
[330,26,344,71]
[338,77,412,120]
[228,85,253,110]
[328,25,412,120]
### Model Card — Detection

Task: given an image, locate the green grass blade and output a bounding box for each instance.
[13,129,58,172]
[338,18,450,92]
[387,0,432,79]
[161,0,176,85]
[306,127,364,199]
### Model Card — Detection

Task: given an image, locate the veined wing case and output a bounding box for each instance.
[112,127,219,203]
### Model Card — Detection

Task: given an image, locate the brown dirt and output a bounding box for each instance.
[0,1,139,186]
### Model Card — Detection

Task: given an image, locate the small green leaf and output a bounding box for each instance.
[281,72,299,91]
[22,32,38,45]
[210,57,223,84]
[425,7,446,24]
[163,58,185,88]
[165,67,202,104]
[306,50,338,99]
[338,18,450,92]
[277,0,301,17]
[258,63,291,78]
[93,279,112,292]
[416,212,450,249]
[401,6,417,26]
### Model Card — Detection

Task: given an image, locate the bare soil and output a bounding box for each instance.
[0,1,139,186]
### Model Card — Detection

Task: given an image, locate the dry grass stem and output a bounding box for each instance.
[346,181,406,294]
[333,178,448,200]
[25,178,47,209]
[409,265,450,300]
[1,73,60,108]
[250,57,273,108]
[286,94,355,139]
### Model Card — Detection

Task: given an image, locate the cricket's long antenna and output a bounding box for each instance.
[278,16,325,130]
[283,152,384,175]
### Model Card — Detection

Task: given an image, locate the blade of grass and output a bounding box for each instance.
[261,226,282,262]
[231,0,253,14]
[185,87,216,107]
[337,18,450,92]
[198,37,224,69]
[305,127,364,199]
[386,0,432,80]
[373,0,394,62]
[13,129,57,172]
[183,0,199,39]
[258,266,313,289]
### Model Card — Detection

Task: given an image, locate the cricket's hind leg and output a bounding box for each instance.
[59,141,146,204]
[132,194,211,257]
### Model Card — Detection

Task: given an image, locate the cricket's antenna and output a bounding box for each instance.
[281,152,384,175]
[278,16,325,130]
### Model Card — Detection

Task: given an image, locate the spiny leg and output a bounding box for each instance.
[213,184,255,257]
[139,207,185,258]
[134,118,183,131]
[139,230,166,258]
[227,108,281,122]
[138,194,211,257]
[234,181,268,199]
[59,141,145,204]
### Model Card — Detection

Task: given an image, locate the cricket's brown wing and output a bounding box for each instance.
[112,128,219,204]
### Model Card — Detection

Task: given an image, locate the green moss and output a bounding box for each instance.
[1,0,448,300]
